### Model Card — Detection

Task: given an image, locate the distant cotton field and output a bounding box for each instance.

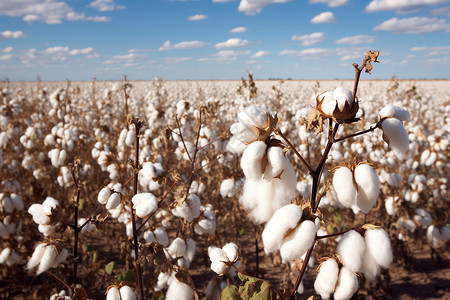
[0,76,449,299]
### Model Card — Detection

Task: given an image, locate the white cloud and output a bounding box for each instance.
[2,47,14,53]
[411,46,450,56]
[230,26,248,33]
[0,0,111,24]
[113,53,148,60]
[215,38,250,49]
[213,0,236,2]
[311,11,337,24]
[0,30,27,40]
[199,50,250,63]
[430,6,450,17]
[251,50,270,58]
[187,14,208,21]
[292,32,325,46]
[280,47,366,61]
[309,0,350,7]
[70,47,99,58]
[159,40,209,51]
[88,0,125,12]
[164,57,192,64]
[335,35,377,45]
[366,0,449,13]
[128,48,152,53]
[238,0,292,15]
[374,17,450,34]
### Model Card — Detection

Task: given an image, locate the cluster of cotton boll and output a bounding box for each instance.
[331,163,380,214]
[49,290,70,300]
[117,126,136,159]
[19,126,41,149]
[171,194,201,222]
[208,243,240,275]
[143,226,169,246]
[219,178,243,198]
[194,204,216,235]
[165,237,196,268]
[0,192,24,213]
[0,247,19,266]
[139,160,164,191]
[28,197,63,236]
[426,225,450,247]
[48,148,67,168]
[262,204,317,263]
[98,183,125,213]
[27,242,68,275]
[106,285,136,300]
[0,216,22,239]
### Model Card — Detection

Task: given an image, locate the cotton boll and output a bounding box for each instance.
[153,227,169,247]
[381,118,409,159]
[262,204,302,253]
[125,130,136,147]
[332,167,357,208]
[28,204,49,225]
[106,287,121,300]
[333,267,358,300]
[365,228,392,269]
[106,193,121,210]
[0,248,11,264]
[314,258,339,299]
[220,178,238,198]
[354,164,379,214]
[194,219,215,235]
[385,196,396,216]
[414,208,432,227]
[166,278,194,300]
[222,243,239,262]
[54,248,68,266]
[379,105,410,121]
[337,230,365,272]
[426,225,441,247]
[184,238,196,267]
[241,141,267,181]
[132,193,158,218]
[397,218,416,232]
[144,230,156,243]
[10,193,24,210]
[1,196,13,213]
[167,238,186,258]
[280,220,317,262]
[208,246,227,263]
[264,146,286,180]
[211,259,228,275]
[37,245,58,274]
[333,87,353,111]
[319,92,336,116]
[119,285,136,300]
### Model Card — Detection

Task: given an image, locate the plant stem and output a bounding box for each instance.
[316,230,349,240]
[290,243,315,300]
[333,122,381,143]
[70,162,81,287]
[255,226,259,277]
[275,129,314,175]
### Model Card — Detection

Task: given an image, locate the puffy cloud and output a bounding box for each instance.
[238,0,292,15]
[280,47,366,60]
[213,0,236,2]
[0,31,27,40]
[2,47,14,53]
[292,32,325,46]
[164,57,192,64]
[430,6,450,17]
[251,50,270,58]
[311,11,337,23]
[215,38,250,49]
[309,0,350,7]
[335,35,377,45]
[230,26,248,33]
[69,47,99,58]
[374,17,450,34]
[411,46,450,56]
[159,40,209,51]
[88,0,125,12]
[366,0,448,14]
[0,0,111,24]
[187,14,208,21]
[199,50,250,63]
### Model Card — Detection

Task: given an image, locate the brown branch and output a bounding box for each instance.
[275,129,314,175]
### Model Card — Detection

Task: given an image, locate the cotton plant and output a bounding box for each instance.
[26,242,68,275]
[106,284,136,300]
[208,243,240,276]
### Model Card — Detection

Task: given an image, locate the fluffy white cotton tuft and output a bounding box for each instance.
[280,220,317,262]
[332,166,356,208]
[132,193,158,218]
[337,230,365,272]
[106,287,120,300]
[314,258,339,299]
[365,228,392,269]
[333,267,358,300]
[166,278,194,300]
[381,118,409,159]
[379,104,410,121]
[240,141,267,181]
[119,285,136,300]
[98,187,111,205]
[354,164,379,214]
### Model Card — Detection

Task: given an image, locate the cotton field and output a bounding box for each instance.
[0,73,449,299]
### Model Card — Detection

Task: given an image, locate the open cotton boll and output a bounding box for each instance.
[230,122,259,145]
[222,243,239,262]
[10,193,24,211]
[361,245,381,281]
[319,92,336,116]
[106,287,120,300]
[208,246,227,263]
[332,167,357,208]
[381,118,409,159]
[333,267,358,300]
[314,258,339,299]
[106,193,121,210]
[426,225,441,247]
[397,218,417,232]
[1,196,13,213]
[119,285,136,300]
[0,248,11,264]
[238,105,270,129]
[154,227,169,247]
[220,178,239,198]
[125,130,136,147]
[263,146,286,180]
[37,245,58,274]
[54,248,68,267]
[28,204,50,225]
[280,220,317,262]
[354,164,379,214]
[337,230,365,272]
[241,141,267,181]
[414,208,432,227]
[132,193,158,218]
[379,104,410,121]
[333,87,353,111]
[262,204,302,254]
[211,259,228,275]
[167,238,186,258]
[194,219,215,235]
[183,238,196,267]
[365,228,392,269]
[166,278,194,300]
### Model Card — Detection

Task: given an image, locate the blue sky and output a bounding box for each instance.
[0,0,449,81]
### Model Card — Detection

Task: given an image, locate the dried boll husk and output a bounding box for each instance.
[314,258,339,299]
[380,118,409,159]
[332,166,357,208]
[365,228,392,269]
[333,267,358,300]
[166,278,194,300]
[280,220,317,262]
[119,285,136,300]
[354,164,379,214]
[337,230,366,272]
[262,204,302,253]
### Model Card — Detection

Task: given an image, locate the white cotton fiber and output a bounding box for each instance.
[106,193,121,210]
[381,118,409,159]
[230,122,259,145]
[262,204,302,253]
[222,243,239,262]
[333,267,358,300]
[132,193,158,218]
[119,285,136,300]
[43,197,59,214]
[194,219,215,235]
[361,246,380,281]
[167,238,186,258]
[211,259,228,275]
[0,248,11,264]
[264,146,285,180]
[220,178,236,198]
[154,227,169,247]
[280,220,317,262]
[414,208,432,227]
[28,204,49,225]
[319,92,336,116]
[37,245,58,274]
[106,287,120,300]
[314,258,339,299]
[10,193,23,210]
[208,246,227,263]
[54,248,68,267]
[333,87,353,111]
[365,228,392,269]
[379,104,410,121]
[166,278,194,300]
[354,164,379,214]
[332,167,357,208]
[125,130,136,147]
[98,187,111,205]
[241,141,267,181]
[337,230,365,272]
